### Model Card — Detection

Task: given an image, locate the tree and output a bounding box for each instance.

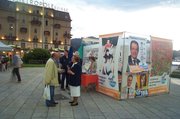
[23,48,50,64]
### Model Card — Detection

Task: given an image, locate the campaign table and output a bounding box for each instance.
[81,74,99,91]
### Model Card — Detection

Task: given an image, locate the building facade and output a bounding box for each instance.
[0,0,71,50]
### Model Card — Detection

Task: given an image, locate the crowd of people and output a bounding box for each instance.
[44,50,82,107]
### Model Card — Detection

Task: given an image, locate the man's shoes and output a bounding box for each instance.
[47,103,56,107]
[61,88,65,91]
[17,80,21,83]
[71,102,78,106]
[69,101,74,103]
[66,87,70,90]
[53,102,58,104]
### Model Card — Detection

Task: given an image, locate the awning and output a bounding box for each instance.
[0,41,12,51]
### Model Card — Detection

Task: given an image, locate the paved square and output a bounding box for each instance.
[0,68,180,119]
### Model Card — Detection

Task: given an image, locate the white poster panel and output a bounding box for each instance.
[126,37,148,73]
[99,36,119,89]
[82,44,99,74]
[117,38,124,92]
[97,32,123,99]
[121,35,148,99]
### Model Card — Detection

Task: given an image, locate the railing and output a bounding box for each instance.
[53,40,61,45]
[7,16,16,22]
[20,27,27,33]
[31,20,41,26]
[53,24,61,29]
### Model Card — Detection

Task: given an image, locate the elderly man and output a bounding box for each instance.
[44,52,60,107]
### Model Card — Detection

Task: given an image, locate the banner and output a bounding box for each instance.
[82,44,99,74]
[149,36,172,95]
[125,37,148,73]
[135,72,149,97]
[97,32,123,99]
[121,35,149,99]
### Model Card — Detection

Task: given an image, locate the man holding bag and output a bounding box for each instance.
[44,52,60,107]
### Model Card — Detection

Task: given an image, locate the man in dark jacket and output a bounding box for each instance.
[59,50,69,90]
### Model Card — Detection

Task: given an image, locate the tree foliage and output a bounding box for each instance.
[23,48,50,64]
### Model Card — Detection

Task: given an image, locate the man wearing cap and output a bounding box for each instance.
[44,52,60,107]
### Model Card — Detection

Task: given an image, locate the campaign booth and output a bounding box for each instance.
[81,44,99,91]
[81,32,172,100]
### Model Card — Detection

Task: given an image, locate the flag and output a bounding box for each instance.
[68,46,73,62]
[78,43,83,59]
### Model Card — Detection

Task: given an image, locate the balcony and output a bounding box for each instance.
[44,31,50,36]
[4,35,16,41]
[20,27,27,33]
[31,20,41,26]
[7,16,16,22]
[53,40,61,45]
[33,37,38,42]
[53,24,61,29]
[63,31,72,39]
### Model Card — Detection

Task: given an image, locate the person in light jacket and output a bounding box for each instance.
[44,52,60,107]
[12,52,23,82]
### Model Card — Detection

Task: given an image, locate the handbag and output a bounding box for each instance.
[43,85,51,100]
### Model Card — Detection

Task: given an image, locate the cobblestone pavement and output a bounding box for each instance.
[0,68,180,119]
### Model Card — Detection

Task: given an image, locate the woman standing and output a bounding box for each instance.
[68,54,82,106]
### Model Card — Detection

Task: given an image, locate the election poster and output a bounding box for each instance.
[97,32,123,99]
[148,36,172,95]
[82,44,99,74]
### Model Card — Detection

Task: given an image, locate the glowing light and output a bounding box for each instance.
[40,12,43,16]
[1,36,5,39]
[51,13,54,17]
[29,10,32,13]
[16,7,19,11]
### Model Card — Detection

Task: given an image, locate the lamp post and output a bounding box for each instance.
[42,0,45,49]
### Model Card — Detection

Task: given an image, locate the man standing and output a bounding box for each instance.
[128,40,140,65]
[44,52,59,107]
[59,50,69,90]
[12,51,23,82]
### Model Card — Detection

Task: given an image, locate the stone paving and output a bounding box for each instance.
[0,67,180,119]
